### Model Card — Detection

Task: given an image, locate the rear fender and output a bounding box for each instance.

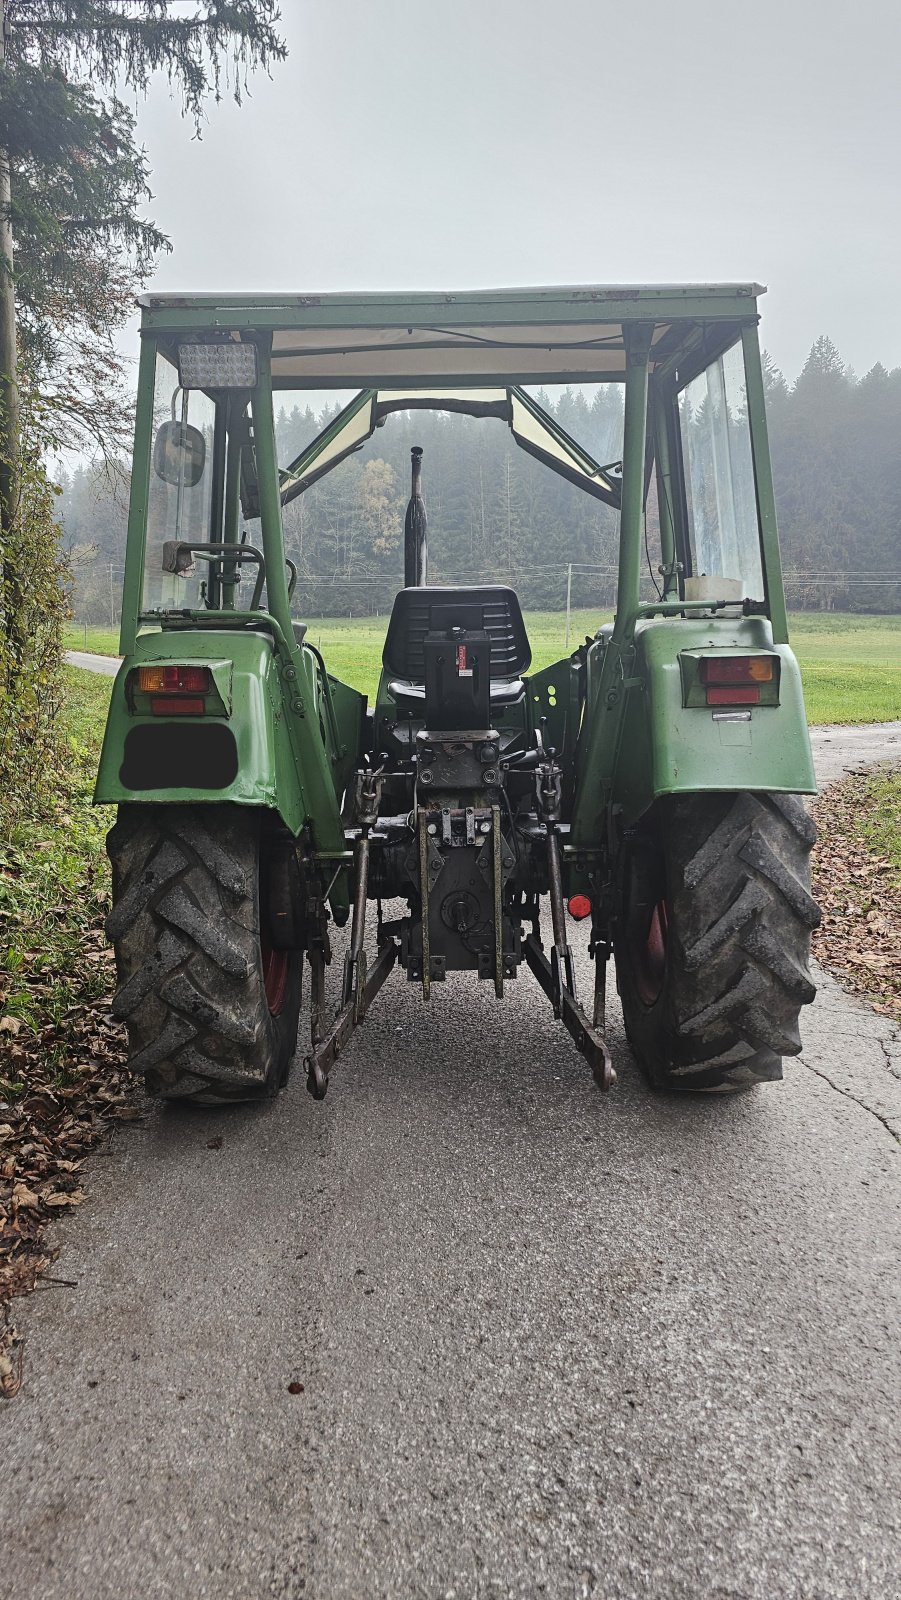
[603,615,816,827]
[94,629,310,834]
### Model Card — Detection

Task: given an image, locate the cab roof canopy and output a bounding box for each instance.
[138,283,765,389]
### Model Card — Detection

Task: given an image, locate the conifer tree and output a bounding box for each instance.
[0,0,285,664]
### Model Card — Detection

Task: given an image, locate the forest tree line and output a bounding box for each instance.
[60,333,901,623]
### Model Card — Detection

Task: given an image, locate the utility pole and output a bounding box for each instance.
[0,0,21,639]
[564,562,573,649]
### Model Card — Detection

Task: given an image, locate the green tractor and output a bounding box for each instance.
[96,284,819,1103]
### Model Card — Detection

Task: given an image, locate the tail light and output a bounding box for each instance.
[136,664,212,716]
[138,665,211,694]
[700,655,774,707]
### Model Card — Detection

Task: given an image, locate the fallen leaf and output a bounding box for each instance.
[812,764,901,1028]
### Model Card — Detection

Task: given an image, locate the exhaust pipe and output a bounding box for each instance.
[404,445,428,588]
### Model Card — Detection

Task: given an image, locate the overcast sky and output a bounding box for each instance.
[133,0,900,385]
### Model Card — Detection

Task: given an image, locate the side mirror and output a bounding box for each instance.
[153,419,206,488]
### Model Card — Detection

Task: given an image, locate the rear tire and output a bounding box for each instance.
[106,805,302,1104]
[614,792,820,1092]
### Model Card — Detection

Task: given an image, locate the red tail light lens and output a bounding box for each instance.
[706,685,760,706]
[150,695,206,717]
[138,665,212,694]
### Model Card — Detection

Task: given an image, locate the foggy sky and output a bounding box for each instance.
[133,0,901,385]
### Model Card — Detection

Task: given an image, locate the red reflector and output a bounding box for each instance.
[150,695,206,717]
[138,664,212,694]
[699,656,774,685]
[706,685,760,706]
[567,894,592,920]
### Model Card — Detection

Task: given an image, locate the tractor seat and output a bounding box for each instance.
[383,585,531,722]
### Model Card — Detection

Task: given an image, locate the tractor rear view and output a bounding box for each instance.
[96,285,819,1103]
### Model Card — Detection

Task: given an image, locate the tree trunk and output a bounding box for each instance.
[0,138,20,514]
[0,1,22,673]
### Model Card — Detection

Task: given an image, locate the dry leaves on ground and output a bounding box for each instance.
[811,766,901,1026]
[0,927,135,1398]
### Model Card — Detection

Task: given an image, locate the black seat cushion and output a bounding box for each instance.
[383,585,531,681]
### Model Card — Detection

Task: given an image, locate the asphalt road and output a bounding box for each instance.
[63,649,122,677]
[3,705,900,1600]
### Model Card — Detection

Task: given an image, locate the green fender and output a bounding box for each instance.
[572,615,816,841]
[94,629,365,847]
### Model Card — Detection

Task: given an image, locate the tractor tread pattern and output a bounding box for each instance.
[104,839,190,943]
[670,792,818,1077]
[682,879,769,970]
[106,804,295,1103]
[109,928,186,1020]
[155,883,250,979]
[618,790,819,1093]
[167,816,251,899]
[769,791,819,846]
[677,964,765,1035]
[738,831,821,928]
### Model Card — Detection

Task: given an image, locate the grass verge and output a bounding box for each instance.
[63,624,119,656]
[65,611,901,724]
[0,667,134,1398]
[812,763,901,1024]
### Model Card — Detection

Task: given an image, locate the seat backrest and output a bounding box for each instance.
[382,585,531,681]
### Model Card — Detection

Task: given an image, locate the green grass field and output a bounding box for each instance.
[64,610,901,725]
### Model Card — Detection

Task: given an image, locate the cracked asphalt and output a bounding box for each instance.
[3,713,900,1600]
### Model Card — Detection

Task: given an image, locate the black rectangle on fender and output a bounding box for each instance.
[119,724,239,791]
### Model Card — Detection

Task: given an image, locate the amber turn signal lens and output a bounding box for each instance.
[138,664,211,694]
[699,655,774,685]
[567,894,592,920]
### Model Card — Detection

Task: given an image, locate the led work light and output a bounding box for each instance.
[177,341,258,389]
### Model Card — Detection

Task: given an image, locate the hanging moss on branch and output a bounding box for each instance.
[10,2,287,120]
